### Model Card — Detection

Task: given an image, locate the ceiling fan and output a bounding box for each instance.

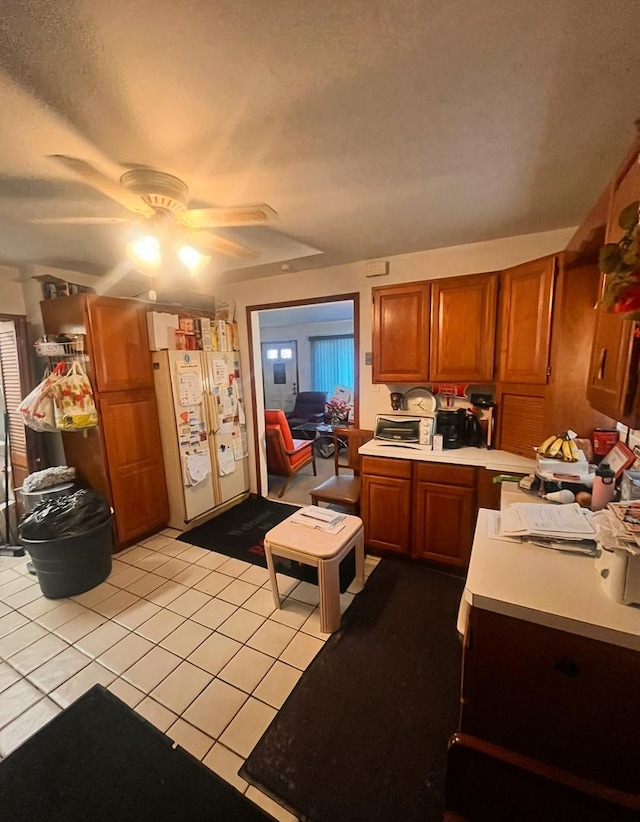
[33,155,278,266]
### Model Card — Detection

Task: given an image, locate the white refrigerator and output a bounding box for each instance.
[152,350,250,530]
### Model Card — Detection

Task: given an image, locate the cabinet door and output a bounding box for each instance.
[461,608,640,793]
[361,474,411,554]
[587,148,640,426]
[372,282,430,383]
[88,297,154,392]
[430,272,497,382]
[411,481,475,567]
[99,390,169,545]
[497,257,555,384]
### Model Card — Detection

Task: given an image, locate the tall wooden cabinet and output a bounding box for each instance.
[587,145,640,427]
[41,295,169,548]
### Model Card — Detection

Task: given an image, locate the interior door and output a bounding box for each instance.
[261,340,299,411]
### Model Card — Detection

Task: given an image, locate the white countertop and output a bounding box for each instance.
[359,440,536,474]
[463,508,640,650]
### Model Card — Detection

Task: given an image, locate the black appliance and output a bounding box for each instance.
[436,408,467,449]
[464,410,485,447]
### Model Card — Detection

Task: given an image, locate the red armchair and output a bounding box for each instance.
[265,409,317,498]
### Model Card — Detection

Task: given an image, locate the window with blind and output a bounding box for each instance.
[0,319,31,493]
[310,335,354,395]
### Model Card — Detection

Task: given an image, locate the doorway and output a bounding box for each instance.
[247,294,359,502]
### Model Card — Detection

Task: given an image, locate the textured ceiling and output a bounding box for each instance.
[0,0,639,289]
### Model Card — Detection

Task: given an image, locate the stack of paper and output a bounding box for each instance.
[499,503,597,554]
[290,506,346,534]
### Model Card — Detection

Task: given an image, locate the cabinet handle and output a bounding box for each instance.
[597,348,607,381]
[554,656,580,678]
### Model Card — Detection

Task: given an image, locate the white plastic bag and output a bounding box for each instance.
[17,364,65,432]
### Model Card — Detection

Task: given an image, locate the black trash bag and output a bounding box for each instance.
[19,489,111,541]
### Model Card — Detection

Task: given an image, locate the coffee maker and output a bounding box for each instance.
[436,408,467,449]
[470,394,496,449]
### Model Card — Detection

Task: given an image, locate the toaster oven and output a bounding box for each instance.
[373,414,433,447]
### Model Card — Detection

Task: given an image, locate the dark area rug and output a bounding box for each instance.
[0,685,271,822]
[241,558,465,822]
[180,495,355,592]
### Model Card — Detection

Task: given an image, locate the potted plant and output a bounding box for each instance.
[599,200,640,318]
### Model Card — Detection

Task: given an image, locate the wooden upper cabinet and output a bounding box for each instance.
[372,282,430,383]
[587,147,640,426]
[497,257,555,384]
[87,297,153,393]
[429,272,498,382]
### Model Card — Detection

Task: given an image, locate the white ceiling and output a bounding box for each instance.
[1,1,639,289]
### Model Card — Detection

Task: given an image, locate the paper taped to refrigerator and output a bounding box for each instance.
[218,444,235,476]
[184,451,211,486]
[213,358,228,386]
[232,427,244,460]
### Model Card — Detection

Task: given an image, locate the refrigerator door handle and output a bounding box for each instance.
[205,391,219,435]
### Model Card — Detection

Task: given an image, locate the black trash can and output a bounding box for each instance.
[20,517,113,599]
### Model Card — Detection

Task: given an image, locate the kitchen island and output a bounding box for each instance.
[357,442,535,566]
[458,501,640,794]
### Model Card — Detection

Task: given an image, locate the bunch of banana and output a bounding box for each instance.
[537,432,580,462]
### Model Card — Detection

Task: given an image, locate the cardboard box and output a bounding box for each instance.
[147,312,179,351]
[537,451,589,477]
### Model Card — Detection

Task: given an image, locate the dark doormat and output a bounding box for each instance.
[241,558,465,822]
[0,685,271,822]
[179,495,355,592]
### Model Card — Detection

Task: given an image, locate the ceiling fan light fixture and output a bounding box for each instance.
[127,234,162,268]
[178,244,211,276]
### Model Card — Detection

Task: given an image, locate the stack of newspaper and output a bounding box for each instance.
[497,503,597,555]
[290,506,347,535]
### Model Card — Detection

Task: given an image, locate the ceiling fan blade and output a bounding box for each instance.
[186,230,257,259]
[32,216,130,225]
[49,155,155,217]
[179,203,277,229]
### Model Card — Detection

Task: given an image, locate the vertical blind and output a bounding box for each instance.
[310,335,354,395]
[0,323,26,461]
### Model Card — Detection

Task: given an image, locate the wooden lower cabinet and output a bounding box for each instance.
[461,608,640,793]
[361,457,411,554]
[361,456,476,567]
[411,461,476,566]
[98,390,169,545]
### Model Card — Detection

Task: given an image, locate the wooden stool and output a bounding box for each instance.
[263,513,365,633]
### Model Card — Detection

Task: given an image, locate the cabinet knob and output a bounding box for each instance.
[554,656,580,678]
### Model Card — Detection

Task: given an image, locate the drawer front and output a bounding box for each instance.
[361,456,412,480]
[415,461,476,487]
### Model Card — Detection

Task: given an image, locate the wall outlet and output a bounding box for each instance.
[365,352,372,365]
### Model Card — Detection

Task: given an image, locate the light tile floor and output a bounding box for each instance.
[0,527,379,822]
